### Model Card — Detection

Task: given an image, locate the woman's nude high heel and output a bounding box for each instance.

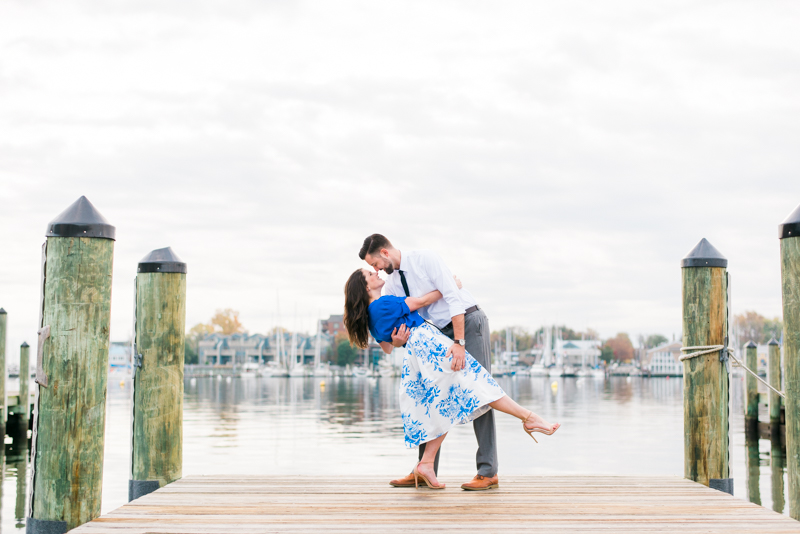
[522,412,560,443]
[413,462,445,490]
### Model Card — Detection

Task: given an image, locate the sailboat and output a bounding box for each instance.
[270,327,290,378]
[289,330,307,377]
[312,318,332,377]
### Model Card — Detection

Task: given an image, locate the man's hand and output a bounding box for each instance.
[391,324,411,347]
[447,343,466,371]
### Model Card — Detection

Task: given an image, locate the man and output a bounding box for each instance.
[359,233,499,491]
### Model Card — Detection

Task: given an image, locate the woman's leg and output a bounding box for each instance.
[489,395,559,432]
[416,433,446,487]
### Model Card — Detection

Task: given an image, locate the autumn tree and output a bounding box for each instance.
[211,308,246,335]
[603,333,634,362]
[734,311,782,346]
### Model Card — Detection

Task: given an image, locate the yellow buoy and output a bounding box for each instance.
[551,381,558,391]
[120,380,125,388]
[320,380,326,389]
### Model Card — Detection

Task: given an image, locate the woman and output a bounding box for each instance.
[344,268,559,489]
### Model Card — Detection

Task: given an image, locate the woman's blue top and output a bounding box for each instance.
[368,295,425,343]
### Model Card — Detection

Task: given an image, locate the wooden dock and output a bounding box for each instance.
[71,475,800,533]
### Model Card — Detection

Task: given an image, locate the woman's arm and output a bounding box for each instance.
[379,341,394,355]
[405,290,443,312]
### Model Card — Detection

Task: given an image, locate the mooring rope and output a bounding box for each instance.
[680,345,785,399]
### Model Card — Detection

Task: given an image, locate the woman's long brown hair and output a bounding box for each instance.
[344,269,370,349]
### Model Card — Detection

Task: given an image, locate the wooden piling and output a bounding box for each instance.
[745,341,759,428]
[20,342,30,423]
[27,196,115,534]
[681,238,731,492]
[1,307,7,430]
[130,247,187,501]
[779,203,800,520]
[768,338,782,424]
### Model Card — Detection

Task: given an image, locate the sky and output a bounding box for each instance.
[1,1,799,361]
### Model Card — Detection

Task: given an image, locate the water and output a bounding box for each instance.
[0,374,790,531]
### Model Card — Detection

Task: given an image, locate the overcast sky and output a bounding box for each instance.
[1,1,798,360]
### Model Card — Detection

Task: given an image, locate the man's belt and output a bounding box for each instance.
[441,305,481,333]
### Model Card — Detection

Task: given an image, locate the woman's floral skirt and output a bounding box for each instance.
[400,322,505,448]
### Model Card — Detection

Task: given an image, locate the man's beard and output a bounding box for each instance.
[383,263,394,275]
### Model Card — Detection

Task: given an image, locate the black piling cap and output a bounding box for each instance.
[768,337,780,346]
[744,341,757,349]
[681,238,727,268]
[138,247,187,274]
[46,196,116,240]
[779,203,800,239]
[21,342,29,348]
[0,308,6,315]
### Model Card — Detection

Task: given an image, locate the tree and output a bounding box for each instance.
[210,308,246,335]
[600,345,614,364]
[734,311,782,346]
[335,332,358,366]
[603,333,634,362]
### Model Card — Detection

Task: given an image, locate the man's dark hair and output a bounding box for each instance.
[359,234,393,260]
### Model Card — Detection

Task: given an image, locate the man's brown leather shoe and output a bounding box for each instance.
[389,473,417,487]
[461,474,499,491]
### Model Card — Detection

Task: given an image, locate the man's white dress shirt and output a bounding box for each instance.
[383,249,477,329]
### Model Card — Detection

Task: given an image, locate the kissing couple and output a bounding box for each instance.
[343,234,559,490]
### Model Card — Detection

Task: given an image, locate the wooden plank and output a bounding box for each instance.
[69,475,800,534]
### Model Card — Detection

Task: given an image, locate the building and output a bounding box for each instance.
[109,341,132,372]
[321,315,346,338]
[642,341,683,377]
[199,331,331,367]
[556,339,602,368]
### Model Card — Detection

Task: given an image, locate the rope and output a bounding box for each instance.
[680,344,785,399]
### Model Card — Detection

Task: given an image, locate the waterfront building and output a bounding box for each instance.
[555,339,602,368]
[199,331,332,367]
[109,341,132,372]
[642,341,683,377]
[321,315,346,337]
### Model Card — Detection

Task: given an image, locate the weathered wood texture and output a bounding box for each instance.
[19,342,30,421]
[781,236,800,520]
[132,271,186,488]
[69,475,800,533]
[746,343,759,421]
[771,341,783,423]
[30,236,114,530]
[0,308,7,425]
[681,266,728,486]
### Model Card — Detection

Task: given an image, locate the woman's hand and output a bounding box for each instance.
[453,275,462,289]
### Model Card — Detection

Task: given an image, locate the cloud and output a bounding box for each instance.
[0,0,798,358]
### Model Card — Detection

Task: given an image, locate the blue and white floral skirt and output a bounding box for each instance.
[400,322,505,448]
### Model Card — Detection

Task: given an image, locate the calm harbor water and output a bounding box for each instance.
[0,374,790,531]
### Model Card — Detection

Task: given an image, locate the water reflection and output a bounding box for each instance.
[745,427,761,506]
[0,375,792,532]
[771,427,785,514]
